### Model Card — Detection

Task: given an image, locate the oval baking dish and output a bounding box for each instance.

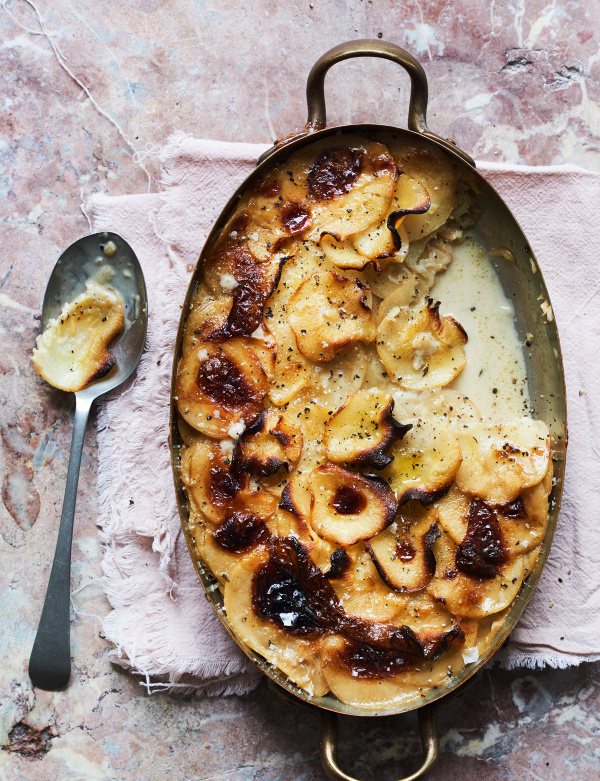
[170,40,567,780]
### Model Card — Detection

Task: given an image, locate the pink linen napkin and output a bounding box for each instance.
[89,134,600,695]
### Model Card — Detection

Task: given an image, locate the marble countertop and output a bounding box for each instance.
[1,0,599,779]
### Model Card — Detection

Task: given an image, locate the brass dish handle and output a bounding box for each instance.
[306,39,428,134]
[320,704,439,781]
[258,39,474,167]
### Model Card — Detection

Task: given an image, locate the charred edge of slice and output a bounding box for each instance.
[279,482,303,518]
[324,549,352,579]
[350,409,412,471]
[386,198,431,250]
[366,521,440,594]
[399,481,453,507]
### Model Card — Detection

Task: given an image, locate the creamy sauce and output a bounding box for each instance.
[432,237,531,422]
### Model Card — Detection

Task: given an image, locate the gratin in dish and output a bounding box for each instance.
[174,134,552,710]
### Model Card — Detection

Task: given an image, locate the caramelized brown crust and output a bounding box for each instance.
[308,463,399,546]
[176,341,268,438]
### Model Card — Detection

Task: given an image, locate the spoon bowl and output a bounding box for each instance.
[29,232,147,690]
[41,230,148,396]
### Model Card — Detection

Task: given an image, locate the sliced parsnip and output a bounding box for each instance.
[381,418,462,505]
[308,463,398,546]
[176,341,268,438]
[323,388,411,469]
[181,438,277,523]
[367,505,440,593]
[392,138,458,241]
[455,419,551,505]
[377,299,468,391]
[427,530,525,618]
[224,548,329,697]
[288,272,376,363]
[236,410,303,476]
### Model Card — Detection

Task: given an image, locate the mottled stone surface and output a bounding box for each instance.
[1,0,599,778]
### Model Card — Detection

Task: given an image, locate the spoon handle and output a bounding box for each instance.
[29,393,93,690]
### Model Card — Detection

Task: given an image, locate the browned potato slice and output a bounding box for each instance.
[455,419,551,505]
[523,545,542,578]
[201,221,287,337]
[392,138,458,241]
[351,171,430,268]
[435,484,470,544]
[236,410,303,476]
[320,629,465,711]
[266,240,342,405]
[276,472,314,541]
[268,319,311,406]
[184,304,278,382]
[182,297,230,356]
[438,464,551,559]
[427,530,525,618]
[191,513,273,583]
[377,273,428,323]
[283,400,330,474]
[32,279,124,392]
[377,299,468,391]
[176,341,268,438]
[288,272,376,363]
[243,183,312,260]
[381,419,462,505]
[296,136,397,241]
[181,438,277,523]
[519,459,553,534]
[327,544,408,622]
[362,240,419,300]
[275,473,338,570]
[323,389,411,469]
[308,463,398,546]
[177,415,203,447]
[242,326,278,381]
[367,504,440,593]
[224,548,329,697]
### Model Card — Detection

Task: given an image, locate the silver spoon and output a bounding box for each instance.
[28,231,148,691]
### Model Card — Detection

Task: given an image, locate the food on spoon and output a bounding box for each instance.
[175,131,554,711]
[31,279,124,392]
